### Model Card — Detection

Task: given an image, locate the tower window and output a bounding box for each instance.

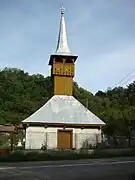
[55,59,63,63]
[65,59,73,63]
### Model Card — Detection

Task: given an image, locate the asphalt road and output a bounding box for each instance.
[0,157,135,180]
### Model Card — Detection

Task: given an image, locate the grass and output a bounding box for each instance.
[0,148,135,162]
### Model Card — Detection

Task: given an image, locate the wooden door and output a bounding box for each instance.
[57,130,72,149]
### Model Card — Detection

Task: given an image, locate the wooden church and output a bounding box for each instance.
[22,8,105,150]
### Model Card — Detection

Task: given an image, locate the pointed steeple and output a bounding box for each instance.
[49,7,78,65]
[55,6,71,55]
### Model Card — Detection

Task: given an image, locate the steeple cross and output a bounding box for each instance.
[60,6,65,14]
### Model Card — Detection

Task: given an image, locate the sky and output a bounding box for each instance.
[0,0,135,94]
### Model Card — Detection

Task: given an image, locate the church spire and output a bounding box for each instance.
[55,6,71,55]
[49,7,78,65]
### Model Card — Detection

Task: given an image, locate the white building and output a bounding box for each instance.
[22,7,105,150]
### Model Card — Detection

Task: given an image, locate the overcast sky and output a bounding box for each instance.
[0,0,135,93]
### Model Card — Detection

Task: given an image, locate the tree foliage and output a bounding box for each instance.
[0,68,135,136]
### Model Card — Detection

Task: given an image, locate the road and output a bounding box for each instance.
[0,157,135,179]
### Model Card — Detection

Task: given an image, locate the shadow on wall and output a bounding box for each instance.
[81,134,100,150]
[41,140,47,150]
[81,139,97,149]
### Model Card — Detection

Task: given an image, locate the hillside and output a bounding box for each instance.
[0,67,135,136]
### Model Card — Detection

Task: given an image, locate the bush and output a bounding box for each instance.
[0,148,135,162]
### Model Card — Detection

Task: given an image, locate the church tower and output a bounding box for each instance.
[22,7,105,150]
[49,7,78,96]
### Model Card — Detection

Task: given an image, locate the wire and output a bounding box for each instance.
[120,74,135,87]
[111,68,135,89]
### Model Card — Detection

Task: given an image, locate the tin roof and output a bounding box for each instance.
[22,95,105,126]
[0,124,23,132]
[0,124,15,132]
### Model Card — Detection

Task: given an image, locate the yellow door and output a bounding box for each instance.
[57,130,72,149]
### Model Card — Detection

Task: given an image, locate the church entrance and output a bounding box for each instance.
[57,129,73,149]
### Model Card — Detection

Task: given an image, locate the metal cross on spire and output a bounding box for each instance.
[60,6,65,14]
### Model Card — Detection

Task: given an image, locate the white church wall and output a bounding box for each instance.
[73,128,101,149]
[25,127,46,149]
[25,127,57,149]
[25,126,101,150]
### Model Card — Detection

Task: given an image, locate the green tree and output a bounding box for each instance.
[0,68,135,137]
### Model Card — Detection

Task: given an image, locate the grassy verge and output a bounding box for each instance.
[0,149,135,162]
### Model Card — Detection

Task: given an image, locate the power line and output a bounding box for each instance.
[120,74,135,87]
[111,68,135,89]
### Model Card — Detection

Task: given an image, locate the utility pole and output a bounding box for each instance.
[85,98,89,109]
[128,119,132,148]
